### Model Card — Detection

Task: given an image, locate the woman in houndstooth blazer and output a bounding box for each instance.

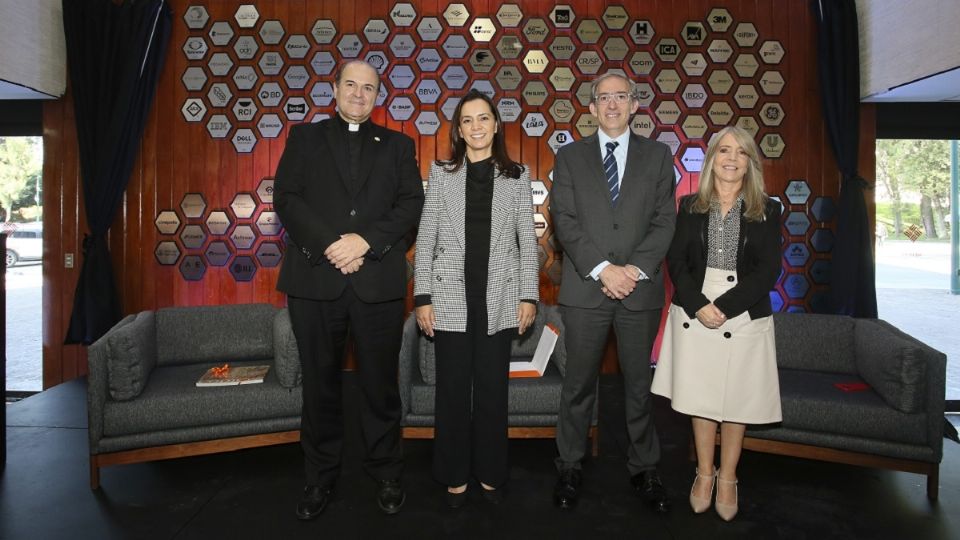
[414,90,539,507]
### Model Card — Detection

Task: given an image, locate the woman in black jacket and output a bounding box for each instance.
[652,126,782,521]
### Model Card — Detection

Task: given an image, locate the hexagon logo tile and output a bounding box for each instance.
[547,130,574,154]
[548,99,576,124]
[707,39,733,64]
[441,34,469,59]
[390,3,417,27]
[811,197,836,222]
[180,193,207,219]
[231,193,258,219]
[707,8,733,32]
[284,65,310,90]
[259,51,284,76]
[417,17,443,41]
[704,102,732,127]
[155,210,181,235]
[257,114,284,139]
[736,116,760,137]
[440,97,461,121]
[602,36,630,61]
[810,260,832,284]
[180,224,207,250]
[783,273,809,299]
[232,98,257,122]
[182,66,208,91]
[232,66,258,91]
[576,19,603,44]
[523,81,550,106]
[734,84,760,109]
[633,83,655,108]
[681,115,708,139]
[497,98,522,123]
[785,180,811,205]
[233,35,258,60]
[183,36,209,61]
[208,22,233,46]
[530,180,549,205]
[707,69,734,95]
[283,97,308,121]
[259,20,285,45]
[443,3,470,27]
[522,18,550,43]
[811,229,835,253]
[389,34,417,58]
[550,5,576,29]
[602,6,629,30]
[414,111,441,135]
[285,34,312,59]
[496,35,523,60]
[469,79,495,99]
[206,210,233,235]
[681,84,708,108]
[256,178,274,204]
[655,69,682,94]
[654,100,681,125]
[547,36,575,61]
[470,17,497,42]
[229,255,257,282]
[179,255,206,281]
[656,131,681,155]
[785,242,810,267]
[258,82,284,108]
[533,213,548,239]
[629,19,655,45]
[630,114,655,138]
[760,133,785,158]
[495,65,523,91]
[388,96,416,121]
[363,19,390,44]
[391,64,422,91]
[336,34,363,59]
[470,49,497,73]
[655,38,681,62]
[364,51,390,75]
[680,146,705,173]
[440,65,469,90]
[575,114,599,137]
[310,19,337,45]
[681,53,708,77]
[681,21,706,46]
[549,67,576,92]
[496,4,524,28]
[522,113,548,137]
[416,48,443,72]
[760,40,785,64]
[233,4,259,28]
[256,211,282,236]
[628,51,656,77]
[734,53,760,78]
[206,114,232,139]
[205,241,232,267]
[760,71,785,95]
[256,242,283,268]
[414,79,442,104]
[231,128,257,153]
[184,5,210,30]
[208,52,233,77]
[734,22,759,47]
[155,240,181,265]
[181,98,207,122]
[760,102,785,127]
[523,50,550,74]
[785,211,811,236]
[575,50,603,75]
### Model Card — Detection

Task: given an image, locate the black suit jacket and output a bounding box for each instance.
[274,119,424,302]
[668,194,782,320]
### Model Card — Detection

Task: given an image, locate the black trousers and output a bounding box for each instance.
[288,286,404,487]
[432,300,513,488]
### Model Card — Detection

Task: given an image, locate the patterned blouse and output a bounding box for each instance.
[706,194,744,271]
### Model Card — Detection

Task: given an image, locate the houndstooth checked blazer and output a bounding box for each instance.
[414,161,539,334]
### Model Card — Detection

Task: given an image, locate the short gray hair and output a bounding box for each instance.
[589,72,637,103]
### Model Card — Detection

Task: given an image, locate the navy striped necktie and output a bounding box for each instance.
[604,141,620,206]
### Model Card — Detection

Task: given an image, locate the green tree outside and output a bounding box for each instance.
[0,136,43,223]
[876,139,951,240]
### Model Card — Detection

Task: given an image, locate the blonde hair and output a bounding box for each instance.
[691,126,768,221]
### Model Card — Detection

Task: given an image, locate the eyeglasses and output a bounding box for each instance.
[594,92,632,105]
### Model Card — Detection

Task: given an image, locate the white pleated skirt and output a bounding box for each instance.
[652,267,782,424]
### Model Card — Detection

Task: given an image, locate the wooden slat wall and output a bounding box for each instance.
[40,0,876,387]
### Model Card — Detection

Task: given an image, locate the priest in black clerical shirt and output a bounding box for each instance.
[274,60,424,521]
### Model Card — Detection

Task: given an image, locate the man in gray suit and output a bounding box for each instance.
[550,72,676,512]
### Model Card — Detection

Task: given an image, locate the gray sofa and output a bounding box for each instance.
[86,303,302,489]
[399,304,598,453]
[740,313,946,500]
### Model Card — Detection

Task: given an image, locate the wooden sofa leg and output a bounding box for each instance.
[90,457,100,490]
[927,466,939,502]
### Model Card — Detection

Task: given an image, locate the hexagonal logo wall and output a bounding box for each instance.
[229,255,257,282]
[179,255,206,281]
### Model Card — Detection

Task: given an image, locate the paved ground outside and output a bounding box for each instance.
[4,240,959,399]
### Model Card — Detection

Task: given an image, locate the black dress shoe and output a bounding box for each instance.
[296,485,332,521]
[631,470,671,513]
[553,468,582,510]
[446,488,468,508]
[481,487,503,505]
[377,479,406,515]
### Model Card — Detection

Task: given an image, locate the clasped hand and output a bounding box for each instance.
[325,233,369,274]
[695,303,726,329]
[598,264,637,300]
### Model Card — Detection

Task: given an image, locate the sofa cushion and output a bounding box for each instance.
[106,311,158,401]
[410,363,564,416]
[777,369,927,446]
[854,320,927,414]
[773,313,857,373]
[273,308,301,388]
[102,361,302,437]
[156,303,276,366]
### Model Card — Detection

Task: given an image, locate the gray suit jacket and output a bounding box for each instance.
[550,132,676,311]
[414,162,539,334]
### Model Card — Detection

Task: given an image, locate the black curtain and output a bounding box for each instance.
[62,0,172,344]
[810,0,877,318]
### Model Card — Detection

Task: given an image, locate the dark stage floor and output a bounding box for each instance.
[2,375,958,539]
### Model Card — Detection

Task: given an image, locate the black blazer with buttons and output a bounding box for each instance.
[274,119,424,302]
[668,194,782,320]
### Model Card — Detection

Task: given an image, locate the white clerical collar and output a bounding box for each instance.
[347,122,360,132]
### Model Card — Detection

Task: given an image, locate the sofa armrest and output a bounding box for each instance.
[86,313,137,454]
[398,315,421,418]
[273,308,301,388]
